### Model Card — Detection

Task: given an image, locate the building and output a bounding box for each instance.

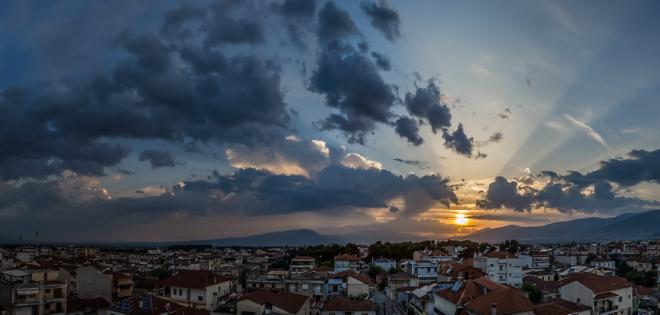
[327,271,373,299]
[433,277,533,315]
[473,252,523,288]
[333,255,360,273]
[236,289,310,315]
[532,299,591,315]
[289,257,315,276]
[591,259,616,270]
[76,267,113,303]
[386,273,418,299]
[0,269,68,315]
[320,296,375,315]
[558,273,633,315]
[519,253,550,270]
[371,259,396,272]
[158,270,234,311]
[626,257,652,272]
[401,260,437,284]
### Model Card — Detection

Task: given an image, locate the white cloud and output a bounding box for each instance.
[564,114,610,149]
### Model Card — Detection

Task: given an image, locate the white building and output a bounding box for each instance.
[333,255,360,273]
[158,270,234,311]
[473,252,522,288]
[401,260,438,284]
[558,273,633,315]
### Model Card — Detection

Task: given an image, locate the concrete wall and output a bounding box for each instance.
[76,267,112,302]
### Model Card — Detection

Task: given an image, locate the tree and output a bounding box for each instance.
[368,265,385,281]
[522,283,542,304]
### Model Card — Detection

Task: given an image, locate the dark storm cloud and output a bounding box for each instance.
[272,0,316,49]
[394,117,424,146]
[309,2,396,144]
[586,149,660,186]
[360,0,401,41]
[139,150,181,169]
[442,124,474,157]
[0,2,292,180]
[317,1,360,45]
[476,176,533,212]
[404,81,452,133]
[202,1,264,48]
[477,149,660,213]
[371,51,391,71]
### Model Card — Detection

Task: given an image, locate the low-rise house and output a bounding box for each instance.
[523,276,561,303]
[433,277,505,315]
[320,296,375,315]
[558,273,633,315]
[591,259,616,270]
[333,255,360,273]
[236,289,310,315]
[462,287,534,315]
[327,271,373,299]
[401,260,437,284]
[473,252,522,288]
[519,253,550,270]
[387,273,418,299]
[371,259,396,272]
[158,270,234,311]
[626,257,652,272]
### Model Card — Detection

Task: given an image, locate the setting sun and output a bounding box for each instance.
[454,213,469,225]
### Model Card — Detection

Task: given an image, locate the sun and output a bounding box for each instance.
[454,213,469,225]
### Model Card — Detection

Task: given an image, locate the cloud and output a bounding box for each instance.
[404,80,452,133]
[394,117,424,146]
[393,158,430,170]
[442,123,474,157]
[370,51,391,71]
[489,132,503,142]
[0,2,292,180]
[564,114,610,149]
[360,0,401,41]
[271,0,317,49]
[341,153,383,170]
[478,149,660,213]
[309,2,396,144]
[138,150,181,169]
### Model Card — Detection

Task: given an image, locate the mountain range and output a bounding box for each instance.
[464,209,660,243]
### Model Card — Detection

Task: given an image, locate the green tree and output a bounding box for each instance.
[522,283,542,304]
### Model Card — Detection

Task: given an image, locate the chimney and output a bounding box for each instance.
[490,303,497,315]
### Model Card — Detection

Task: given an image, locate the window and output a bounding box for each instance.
[197,296,203,302]
[619,297,622,302]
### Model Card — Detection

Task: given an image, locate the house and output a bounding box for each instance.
[236,289,310,315]
[104,294,208,315]
[473,252,522,288]
[626,257,652,272]
[320,296,375,315]
[333,255,360,273]
[158,270,234,311]
[433,277,506,315]
[401,260,437,284]
[440,263,486,282]
[104,272,133,300]
[462,287,534,315]
[558,273,633,315]
[328,271,373,299]
[591,259,616,270]
[371,259,396,272]
[0,269,68,315]
[289,257,315,276]
[413,250,452,264]
[387,273,418,299]
[522,276,561,302]
[519,253,550,270]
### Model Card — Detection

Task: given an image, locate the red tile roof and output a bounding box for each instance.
[158,270,232,289]
[562,273,632,294]
[464,287,534,315]
[239,289,309,314]
[321,296,375,312]
[389,272,415,280]
[332,270,374,286]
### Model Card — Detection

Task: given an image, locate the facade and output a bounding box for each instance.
[591,259,616,270]
[473,252,523,288]
[386,273,418,299]
[333,255,360,273]
[289,257,315,276]
[0,269,68,315]
[558,273,633,315]
[158,270,234,311]
[401,260,437,284]
[75,267,113,303]
[519,253,550,270]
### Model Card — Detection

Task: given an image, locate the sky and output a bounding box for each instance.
[1,0,659,242]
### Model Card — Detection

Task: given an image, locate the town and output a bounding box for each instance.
[1,239,659,315]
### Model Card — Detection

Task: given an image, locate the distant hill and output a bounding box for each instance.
[191,229,342,247]
[465,209,660,243]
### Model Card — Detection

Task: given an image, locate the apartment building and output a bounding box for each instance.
[333,255,360,273]
[289,256,315,276]
[0,269,68,315]
[473,252,523,288]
